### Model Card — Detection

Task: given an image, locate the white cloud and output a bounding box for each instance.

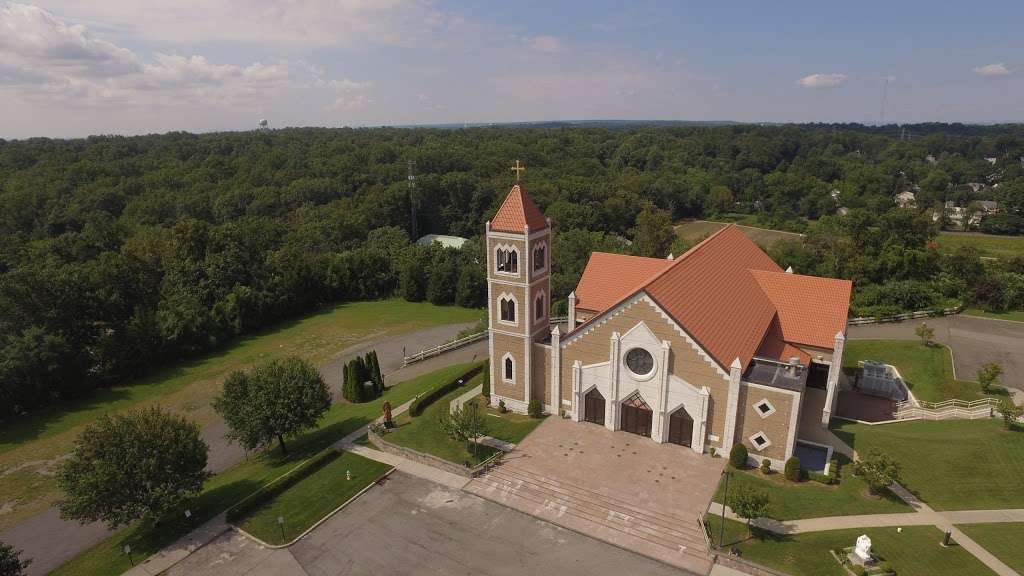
[973,63,1011,77]
[524,35,562,53]
[798,73,847,88]
[0,3,370,111]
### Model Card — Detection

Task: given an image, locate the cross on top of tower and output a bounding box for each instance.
[510,159,525,182]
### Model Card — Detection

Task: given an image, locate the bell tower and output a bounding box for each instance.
[486,162,551,414]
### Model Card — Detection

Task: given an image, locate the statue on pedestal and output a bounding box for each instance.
[382,400,394,429]
[848,534,875,566]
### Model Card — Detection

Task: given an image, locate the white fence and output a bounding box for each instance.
[402,331,487,366]
[847,306,962,326]
[894,397,1001,421]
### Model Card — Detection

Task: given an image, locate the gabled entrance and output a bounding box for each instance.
[584,388,605,425]
[620,392,653,437]
[667,406,694,447]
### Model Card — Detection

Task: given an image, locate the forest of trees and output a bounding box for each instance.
[1,124,1022,418]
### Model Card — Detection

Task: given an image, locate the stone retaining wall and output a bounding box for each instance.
[368,429,479,478]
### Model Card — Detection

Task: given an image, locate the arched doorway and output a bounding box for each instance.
[667,406,694,447]
[584,388,605,425]
[620,392,653,437]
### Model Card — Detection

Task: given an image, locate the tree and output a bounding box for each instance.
[729,443,749,468]
[914,322,935,346]
[977,362,1004,393]
[853,449,901,495]
[630,202,674,258]
[0,541,31,576]
[1000,399,1022,430]
[214,356,331,455]
[707,185,734,215]
[366,350,384,396]
[438,401,489,458]
[57,407,209,528]
[729,486,770,537]
[784,457,802,482]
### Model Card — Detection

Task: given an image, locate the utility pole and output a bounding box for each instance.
[407,160,418,241]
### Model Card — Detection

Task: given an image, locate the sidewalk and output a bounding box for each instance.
[711,483,1023,576]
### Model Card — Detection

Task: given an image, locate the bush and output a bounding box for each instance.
[784,456,802,482]
[408,365,483,417]
[729,443,748,468]
[760,458,771,474]
[808,471,833,485]
[528,398,543,418]
[498,399,507,413]
[225,449,340,523]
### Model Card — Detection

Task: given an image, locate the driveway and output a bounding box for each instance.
[1,322,481,576]
[167,471,688,576]
[847,315,1024,391]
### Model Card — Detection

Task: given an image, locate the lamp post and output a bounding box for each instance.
[124,544,133,567]
[719,468,731,549]
[277,516,285,543]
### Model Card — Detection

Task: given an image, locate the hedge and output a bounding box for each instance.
[408,364,483,417]
[225,448,341,523]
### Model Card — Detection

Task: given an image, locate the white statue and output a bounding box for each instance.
[854,534,873,561]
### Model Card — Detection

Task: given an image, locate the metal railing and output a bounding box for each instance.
[894,397,1001,420]
[402,331,487,366]
[847,306,961,326]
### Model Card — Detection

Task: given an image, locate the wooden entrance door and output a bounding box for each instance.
[667,408,694,446]
[620,393,653,437]
[584,388,605,425]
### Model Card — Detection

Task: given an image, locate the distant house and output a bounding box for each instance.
[836,206,850,217]
[966,182,986,193]
[894,191,917,208]
[937,201,998,229]
[925,155,937,164]
[829,189,841,203]
[985,157,997,165]
[416,234,467,249]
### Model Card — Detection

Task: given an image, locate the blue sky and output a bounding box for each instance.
[1,1,1021,138]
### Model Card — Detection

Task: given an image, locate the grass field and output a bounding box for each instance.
[50,362,478,576]
[387,372,499,466]
[831,419,1024,511]
[934,232,1024,259]
[962,308,1024,323]
[0,299,482,532]
[843,339,990,402]
[706,517,994,576]
[712,456,910,521]
[957,523,1024,574]
[235,451,392,545]
[675,220,804,249]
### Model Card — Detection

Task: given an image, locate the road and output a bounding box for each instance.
[1,322,482,576]
[167,471,689,576]
[847,314,1024,391]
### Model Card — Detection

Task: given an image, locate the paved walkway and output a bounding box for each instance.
[711,482,1023,576]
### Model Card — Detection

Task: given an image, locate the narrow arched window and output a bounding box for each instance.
[509,250,518,272]
[500,297,516,323]
[496,247,518,273]
[534,244,546,270]
[535,293,545,319]
[504,356,514,382]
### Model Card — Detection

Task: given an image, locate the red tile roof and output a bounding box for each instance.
[574,253,673,312]
[491,184,549,233]
[570,224,852,372]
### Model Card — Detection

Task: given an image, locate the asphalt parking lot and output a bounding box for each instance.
[168,471,689,576]
[847,315,1024,391]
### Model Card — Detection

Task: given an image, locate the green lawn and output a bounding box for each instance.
[385,372,502,466]
[50,361,479,576]
[843,339,989,402]
[470,396,546,444]
[706,517,994,576]
[957,523,1024,574]
[962,308,1024,323]
[0,299,482,532]
[235,451,391,545]
[676,220,803,249]
[935,232,1024,260]
[712,456,910,521]
[832,419,1024,511]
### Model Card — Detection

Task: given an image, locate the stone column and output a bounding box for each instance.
[572,360,583,422]
[695,387,711,454]
[821,331,846,426]
[652,340,671,443]
[607,332,621,431]
[722,357,743,451]
[567,291,577,330]
[549,326,561,415]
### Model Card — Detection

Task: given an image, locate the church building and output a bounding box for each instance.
[486,181,852,468]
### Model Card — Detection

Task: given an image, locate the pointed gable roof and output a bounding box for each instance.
[491,184,549,233]
[568,224,852,373]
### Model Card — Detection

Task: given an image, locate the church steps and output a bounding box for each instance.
[474,470,708,555]
[479,467,704,541]
[492,464,698,529]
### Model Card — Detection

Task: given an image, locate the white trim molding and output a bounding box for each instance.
[497,292,519,326]
[501,352,516,385]
[493,243,520,277]
[753,398,777,419]
[749,431,772,452]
